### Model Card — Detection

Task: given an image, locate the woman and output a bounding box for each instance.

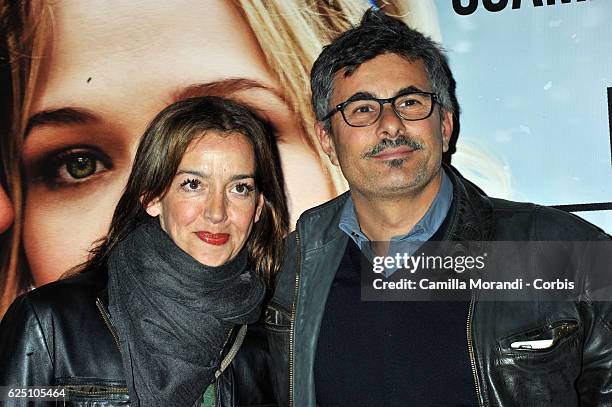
[0,96,288,406]
[0,0,441,315]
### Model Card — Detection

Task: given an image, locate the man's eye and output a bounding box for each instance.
[352,104,376,114]
[45,149,110,185]
[397,94,427,109]
[399,98,419,107]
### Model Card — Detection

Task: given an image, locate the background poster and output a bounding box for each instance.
[0,0,610,314]
[437,0,612,231]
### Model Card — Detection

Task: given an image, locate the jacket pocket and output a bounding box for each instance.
[55,378,130,406]
[492,320,583,406]
[499,319,579,355]
[263,303,291,333]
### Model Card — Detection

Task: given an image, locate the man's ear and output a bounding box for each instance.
[315,121,339,166]
[144,196,162,217]
[440,109,454,153]
[254,193,264,223]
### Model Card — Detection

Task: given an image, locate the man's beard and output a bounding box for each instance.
[387,158,406,168]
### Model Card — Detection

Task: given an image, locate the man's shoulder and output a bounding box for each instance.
[488,197,608,241]
[296,191,351,238]
[271,192,351,310]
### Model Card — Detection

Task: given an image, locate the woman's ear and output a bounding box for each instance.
[254,193,265,223]
[143,196,162,217]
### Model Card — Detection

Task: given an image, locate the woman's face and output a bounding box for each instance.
[22,0,335,285]
[146,133,263,267]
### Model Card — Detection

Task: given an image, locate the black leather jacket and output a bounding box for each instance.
[0,267,276,406]
[264,165,612,406]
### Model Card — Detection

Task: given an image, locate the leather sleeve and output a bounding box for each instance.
[576,230,612,406]
[271,231,297,312]
[264,232,296,406]
[577,300,612,407]
[0,294,55,387]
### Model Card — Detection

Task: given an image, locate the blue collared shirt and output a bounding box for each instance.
[339,169,453,275]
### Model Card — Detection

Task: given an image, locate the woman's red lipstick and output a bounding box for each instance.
[196,232,229,245]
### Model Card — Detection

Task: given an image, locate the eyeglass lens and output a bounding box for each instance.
[342,93,433,127]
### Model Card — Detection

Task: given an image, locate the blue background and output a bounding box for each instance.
[437,0,611,232]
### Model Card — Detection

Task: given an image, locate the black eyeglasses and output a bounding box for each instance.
[322,91,438,127]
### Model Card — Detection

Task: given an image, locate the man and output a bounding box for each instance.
[265,9,612,407]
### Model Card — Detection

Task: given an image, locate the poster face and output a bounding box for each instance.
[436,0,611,231]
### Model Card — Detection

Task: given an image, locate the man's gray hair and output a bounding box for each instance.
[310,9,459,131]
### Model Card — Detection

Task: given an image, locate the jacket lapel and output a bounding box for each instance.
[292,193,349,406]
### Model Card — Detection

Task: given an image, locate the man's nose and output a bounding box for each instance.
[204,190,228,224]
[376,103,406,138]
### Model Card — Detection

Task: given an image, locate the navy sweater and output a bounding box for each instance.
[314,240,476,406]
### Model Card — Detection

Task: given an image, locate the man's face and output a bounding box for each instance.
[317,53,453,201]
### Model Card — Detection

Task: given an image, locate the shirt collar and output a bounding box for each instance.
[339,168,453,251]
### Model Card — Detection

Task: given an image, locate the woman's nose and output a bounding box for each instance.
[204,190,228,224]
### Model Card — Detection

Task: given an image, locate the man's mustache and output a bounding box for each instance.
[361,136,423,159]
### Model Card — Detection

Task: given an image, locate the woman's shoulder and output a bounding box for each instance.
[17,267,108,318]
[0,266,125,392]
[0,268,106,350]
[0,267,111,354]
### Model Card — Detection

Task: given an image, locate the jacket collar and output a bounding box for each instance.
[442,164,494,241]
[295,164,494,246]
[295,190,350,254]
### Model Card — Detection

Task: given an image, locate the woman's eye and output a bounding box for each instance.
[180,178,201,191]
[42,149,111,185]
[231,182,255,196]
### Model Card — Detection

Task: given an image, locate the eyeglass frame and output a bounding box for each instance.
[321,91,439,127]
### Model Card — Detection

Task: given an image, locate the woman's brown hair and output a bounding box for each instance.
[83,96,288,285]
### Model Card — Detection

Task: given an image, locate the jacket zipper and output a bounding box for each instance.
[289,231,302,407]
[62,384,129,395]
[210,327,236,406]
[95,298,123,356]
[212,381,218,407]
[218,326,236,372]
[467,290,484,406]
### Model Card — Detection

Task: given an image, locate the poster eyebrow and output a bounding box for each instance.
[24,79,289,138]
[24,107,100,138]
[172,78,289,106]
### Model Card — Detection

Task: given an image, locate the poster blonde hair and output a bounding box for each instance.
[0,1,54,314]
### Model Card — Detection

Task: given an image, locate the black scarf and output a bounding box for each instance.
[107,217,265,407]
